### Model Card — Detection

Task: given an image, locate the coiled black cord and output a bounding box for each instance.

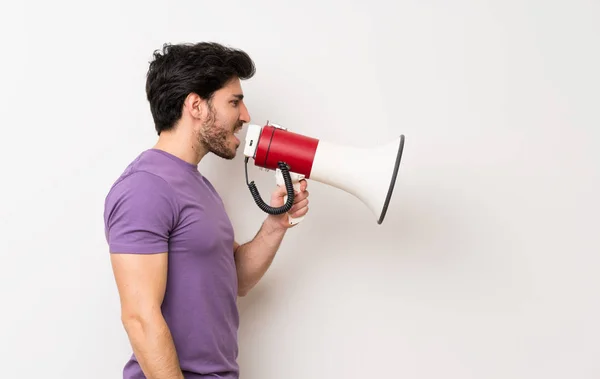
[245,157,295,215]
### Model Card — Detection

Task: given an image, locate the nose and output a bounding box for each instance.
[240,102,251,123]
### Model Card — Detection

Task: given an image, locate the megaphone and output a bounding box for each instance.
[242,121,405,225]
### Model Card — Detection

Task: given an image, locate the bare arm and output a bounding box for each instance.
[234,180,309,296]
[111,252,184,379]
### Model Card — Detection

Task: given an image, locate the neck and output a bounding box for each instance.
[153,127,208,166]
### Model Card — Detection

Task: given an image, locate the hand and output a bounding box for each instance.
[267,179,309,230]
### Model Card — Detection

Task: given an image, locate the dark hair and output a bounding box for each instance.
[145,42,256,134]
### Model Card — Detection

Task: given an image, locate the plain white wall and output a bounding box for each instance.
[1,0,599,378]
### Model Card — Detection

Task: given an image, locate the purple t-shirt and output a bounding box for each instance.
[103,149,239,379]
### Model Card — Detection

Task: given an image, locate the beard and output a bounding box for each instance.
[196,105,242,160]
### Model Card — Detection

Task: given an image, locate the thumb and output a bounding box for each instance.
[270,184,292,207]
[273,185,298,197]
[271,183,297,203]
[275,184,289,197]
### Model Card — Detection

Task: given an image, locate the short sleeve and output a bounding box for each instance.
[103,171,178,254]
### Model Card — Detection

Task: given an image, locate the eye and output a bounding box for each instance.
[231,100,239,107]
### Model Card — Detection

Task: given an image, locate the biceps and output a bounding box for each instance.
[110,252,168,319]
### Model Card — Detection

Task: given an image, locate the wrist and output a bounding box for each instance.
[264,215,288,234]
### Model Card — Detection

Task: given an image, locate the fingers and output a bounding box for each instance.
[289,197,308,214]
[290,204,308,218]
[289,180,309,219]
[293,189,308,202]
[298,179,308,192]
[288,188,309,217]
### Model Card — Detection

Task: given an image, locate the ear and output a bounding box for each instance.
[184,93,206,120]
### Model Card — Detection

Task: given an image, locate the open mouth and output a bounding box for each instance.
[233,126,242,145]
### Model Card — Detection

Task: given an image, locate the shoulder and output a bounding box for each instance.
[104,169,181,234]
[103,170,180,254]
[106,169,177,206]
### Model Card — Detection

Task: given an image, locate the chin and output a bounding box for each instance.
[224,145,238,160]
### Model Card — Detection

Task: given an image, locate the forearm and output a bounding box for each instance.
[234,215,287,295]
[122,310,184,379]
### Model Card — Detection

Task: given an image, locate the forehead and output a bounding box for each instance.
[220,77,243,94]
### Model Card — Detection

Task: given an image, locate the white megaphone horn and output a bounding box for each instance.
[243,121,405,226]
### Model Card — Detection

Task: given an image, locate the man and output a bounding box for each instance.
[103,42,309,379]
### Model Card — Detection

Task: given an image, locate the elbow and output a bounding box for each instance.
[120,308,161,332]
[237,285,250,297]
[237,275,253,297]
[121,311,144,333]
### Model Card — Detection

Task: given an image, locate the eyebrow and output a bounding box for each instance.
[232,94,244,100]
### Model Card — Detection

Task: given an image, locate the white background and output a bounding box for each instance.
[1,0,599,378]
